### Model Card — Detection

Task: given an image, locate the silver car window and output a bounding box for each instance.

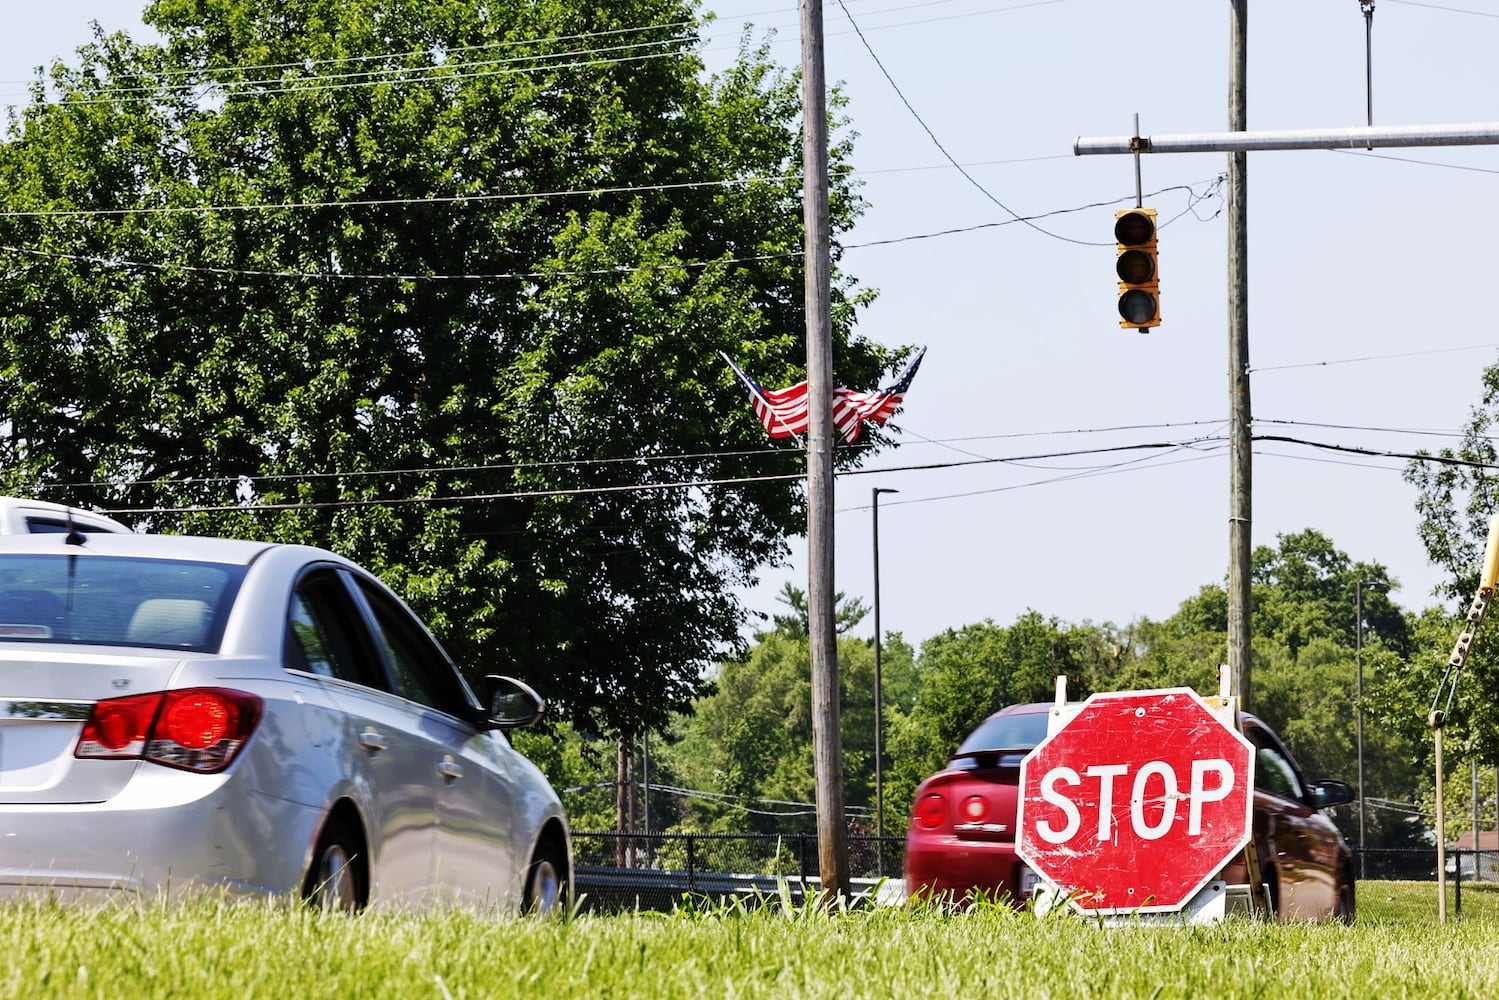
[352,579,470,717]
[284,567,389,691]
[0,554,243,652]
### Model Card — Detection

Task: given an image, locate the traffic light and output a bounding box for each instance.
[1115,207,1159,330]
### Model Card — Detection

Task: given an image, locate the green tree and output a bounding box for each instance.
[0,1,903,736]
[1405,365,1499,762]
[883,612,1113,824]
[1123,531,1421,847]
[666,590,915,835]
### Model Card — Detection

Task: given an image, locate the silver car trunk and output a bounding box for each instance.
[0,647,187,804]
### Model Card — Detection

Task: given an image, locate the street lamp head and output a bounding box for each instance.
[873,487,900,497]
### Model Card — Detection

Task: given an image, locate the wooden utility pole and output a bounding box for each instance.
[1226,0,1253,711]
[800,0,850,897]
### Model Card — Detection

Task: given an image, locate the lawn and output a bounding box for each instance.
[1,882,1495,999]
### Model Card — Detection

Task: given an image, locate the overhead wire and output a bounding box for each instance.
[0,19,700,91]
[1333,148,1499,176]
[830,0,1102,247]
[1385,0,1499,17]
[0,176,1225,284]
[4,1,1075,108]
[0,169,1207,221]
[1250,342,1499,373]
[12,418,1235,493]
[84,430,1484,519]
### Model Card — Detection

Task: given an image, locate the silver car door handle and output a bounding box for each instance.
[437,757,463,782]
[358,728,387,752]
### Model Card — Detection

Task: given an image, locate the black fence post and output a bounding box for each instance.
[1454,848,1462,916]
[686,834,697,895]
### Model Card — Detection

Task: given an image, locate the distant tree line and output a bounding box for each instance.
[521,527,1493,855]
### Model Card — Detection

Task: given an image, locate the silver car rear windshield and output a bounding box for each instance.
[0,555,246,652]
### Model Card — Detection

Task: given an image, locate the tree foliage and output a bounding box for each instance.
[883,612,1120,827]
[0,1,907,735]
[1405,364,1499,762]
[667,591,916,835]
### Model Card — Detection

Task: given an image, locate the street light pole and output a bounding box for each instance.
[1355,579,1384,876]
[872,487,898,865]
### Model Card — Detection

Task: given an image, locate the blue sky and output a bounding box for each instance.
[6,2,1497,650]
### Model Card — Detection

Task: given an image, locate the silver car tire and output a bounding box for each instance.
[524,846,566,916]
[305,818,367,913]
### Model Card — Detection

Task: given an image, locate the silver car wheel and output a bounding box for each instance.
[315,843,358,911]
[304,818,365,913]
[525,856,563,915]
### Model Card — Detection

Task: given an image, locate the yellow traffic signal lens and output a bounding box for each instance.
[1118,289,1158,325]
[1114,210,1156,247]
[1116,248,1156,284]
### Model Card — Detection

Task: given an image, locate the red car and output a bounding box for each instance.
[903,702,1357,921]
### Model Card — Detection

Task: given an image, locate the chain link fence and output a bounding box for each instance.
[570,836,1499,913]
[571,831,905,912]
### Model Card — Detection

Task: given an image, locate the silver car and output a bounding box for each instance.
[0,531,571,912]
[0,496,131,535]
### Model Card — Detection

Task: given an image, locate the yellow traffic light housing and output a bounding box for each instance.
[1115,208,1159,330]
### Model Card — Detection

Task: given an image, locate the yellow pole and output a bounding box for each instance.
[1434,719,1447,924]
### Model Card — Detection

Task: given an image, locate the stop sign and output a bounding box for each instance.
[1015,688,1255,914]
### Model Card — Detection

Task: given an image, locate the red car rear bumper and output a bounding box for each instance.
[903,834,1035,904]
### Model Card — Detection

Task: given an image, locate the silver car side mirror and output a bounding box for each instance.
[481,674,545,729]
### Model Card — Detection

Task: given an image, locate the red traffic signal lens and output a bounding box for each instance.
[1116,248,1156,284]
[1114,210,1156,246]
[1119,289,1159,325]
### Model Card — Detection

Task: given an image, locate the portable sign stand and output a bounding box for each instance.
[1019,674,1268,925]
[1430,511,1499,923]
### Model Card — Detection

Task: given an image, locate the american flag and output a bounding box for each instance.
[722,347,925,444]
[832,346,926,443]
[721,353,810,441]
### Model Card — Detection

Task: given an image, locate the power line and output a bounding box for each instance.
[1257,418,1470,440]
[0,19,699,92]
[1386,0,1499,18]
[4,2,1076,109]
[0,173,805,219]
[1250,341,1499,373]
[0,168,1206,221]
[23,418,1230,494]
[831,0,1101,247]
[19,419,1480,506]
[860,443,1227,511]
[1253,433,1499,470]
[1333,148,1499,175]
[0,177,1224,284]
[89,439,1238,516]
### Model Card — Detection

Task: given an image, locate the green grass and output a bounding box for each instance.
[2,882,1496,999]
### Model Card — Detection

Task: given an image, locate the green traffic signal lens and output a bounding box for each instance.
[1114,211,1156,247]
[1116,248,1156,284]
[1118,289,1158,325]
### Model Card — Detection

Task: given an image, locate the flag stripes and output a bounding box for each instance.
[723,348,925,444]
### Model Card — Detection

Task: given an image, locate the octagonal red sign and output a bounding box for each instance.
[1015,688,1255,914]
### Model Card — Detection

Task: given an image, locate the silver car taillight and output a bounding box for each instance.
[75,688,262,773]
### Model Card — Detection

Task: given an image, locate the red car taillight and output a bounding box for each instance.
[960,794,989,823]
[914,792,947,830]
[76,692,160,757]
[75,688,262,773]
